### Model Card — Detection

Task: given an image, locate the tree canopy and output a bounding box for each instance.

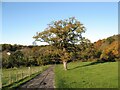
[33,17,86,49]
[33,17,89,70]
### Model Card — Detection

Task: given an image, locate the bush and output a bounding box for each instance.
[100,51,116,62]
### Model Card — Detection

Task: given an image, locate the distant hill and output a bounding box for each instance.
[94,34,119,58]
[1,34,119,68]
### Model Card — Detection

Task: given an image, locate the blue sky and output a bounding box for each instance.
[2,2,118,45]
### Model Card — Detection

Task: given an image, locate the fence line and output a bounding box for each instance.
[2,66,47,87]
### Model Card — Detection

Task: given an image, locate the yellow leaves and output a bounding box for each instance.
[33,17,86,49]
[60,51,70,61]
[105,41,118,55]
[94,40,102,49]
[76,28,81,33]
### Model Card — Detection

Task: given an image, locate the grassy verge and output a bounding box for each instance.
[2,65,50,89]
[55,61,118,88]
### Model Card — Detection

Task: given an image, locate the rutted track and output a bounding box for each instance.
[19,66,55,88]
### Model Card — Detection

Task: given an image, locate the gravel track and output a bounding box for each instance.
[19,66,55,89]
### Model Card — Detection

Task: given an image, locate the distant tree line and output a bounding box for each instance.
[1,34,119,69]
[1,17,119,69]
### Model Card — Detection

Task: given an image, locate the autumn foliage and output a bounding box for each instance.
[1,17,119,68]
[94,34,120,62]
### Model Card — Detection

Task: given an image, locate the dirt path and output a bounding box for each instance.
[19,66,55,88]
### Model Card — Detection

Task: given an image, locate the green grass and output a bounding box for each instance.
[2,65,50,89]
[55,61,118,88]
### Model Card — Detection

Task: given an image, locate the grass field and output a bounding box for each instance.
[55,61,118,88]
[2,65,50,89]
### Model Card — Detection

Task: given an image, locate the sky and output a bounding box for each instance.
[2,2,118,45]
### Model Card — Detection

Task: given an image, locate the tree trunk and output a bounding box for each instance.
[63,61,67,70]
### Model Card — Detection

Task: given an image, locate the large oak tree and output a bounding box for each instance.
[33,17,86,70]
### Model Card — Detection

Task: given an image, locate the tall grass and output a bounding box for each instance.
[2,65,50,88]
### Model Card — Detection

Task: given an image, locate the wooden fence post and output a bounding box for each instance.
[9,72,11,84]
[21,71,23,79]
[0,75,2,89]
[16,72,17,82]
[28,67,30,77]
[22,71,24,79]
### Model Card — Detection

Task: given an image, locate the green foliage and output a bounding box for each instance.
[34,17,86,46]
[106,37,115,44]
[33,17,88,63]
[1,34,119,68]
[2,44,58,68]
[2,44,23,52]
[95,50,102,58]
[7,51,24,68]
[76,43,97,61]
[100,51,116,62]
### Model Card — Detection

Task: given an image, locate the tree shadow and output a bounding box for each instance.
[68,61,106,70]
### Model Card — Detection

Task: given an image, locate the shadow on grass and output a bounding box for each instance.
[68,61,106,70]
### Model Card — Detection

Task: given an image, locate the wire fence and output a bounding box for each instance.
[2,66,48,87]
